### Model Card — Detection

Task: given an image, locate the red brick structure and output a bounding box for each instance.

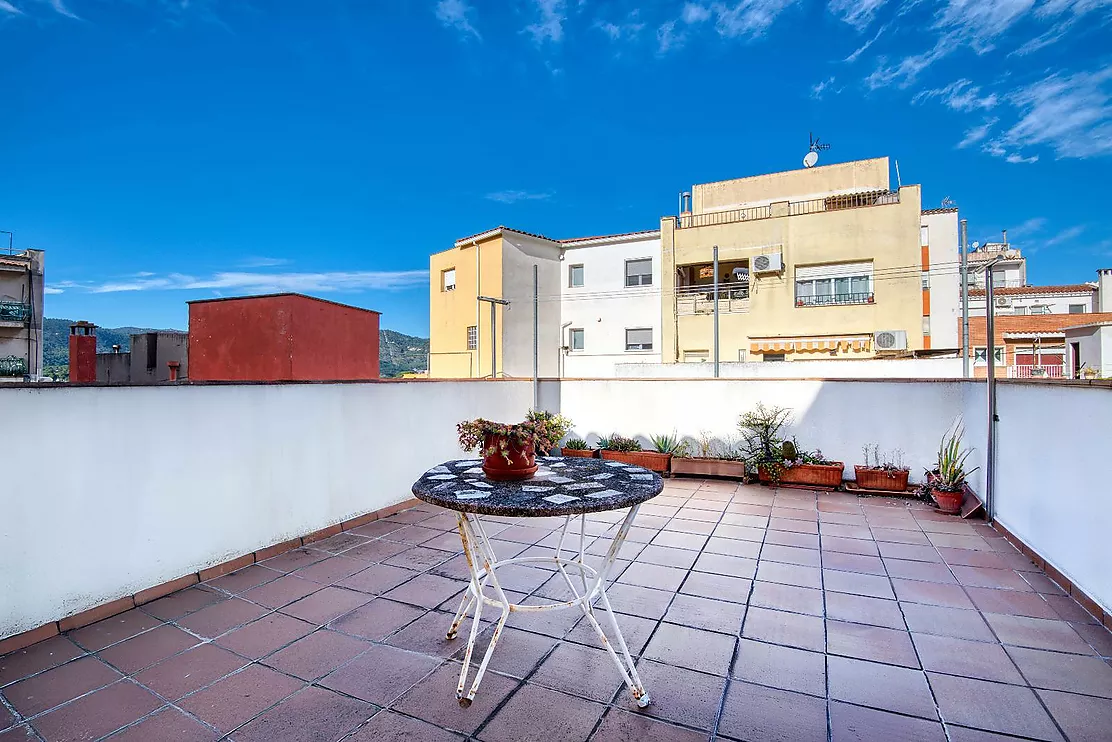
[67,321,97,383]
[958,311,1112,378]
[188,294,380,381]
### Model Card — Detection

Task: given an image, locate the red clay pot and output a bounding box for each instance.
[482,434,537,481]
[854,466,910,492]
[560,448,597,458]
[759,462,844,487]
[931,487,964,515]
[600,449,672,473]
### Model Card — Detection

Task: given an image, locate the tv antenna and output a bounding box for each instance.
[803,132,831,168]
[941,197,955,208]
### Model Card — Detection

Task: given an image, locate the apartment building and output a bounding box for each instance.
[969,241,1026,289]
[969,281,1098,318]
[429,157,960,378]
[662,158,958,363]
[0,248,45,382]
[428,227,661,378]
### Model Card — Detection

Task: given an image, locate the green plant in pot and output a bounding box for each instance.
[561,437,596,458]
[930,425,977,515]
[599,433,674,473]
[457,409,571,481]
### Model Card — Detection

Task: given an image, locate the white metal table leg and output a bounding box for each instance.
[454,513,512,708]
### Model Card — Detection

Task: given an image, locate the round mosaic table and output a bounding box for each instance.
[412,455,664,708]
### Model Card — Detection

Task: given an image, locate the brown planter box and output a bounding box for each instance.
[600,449,672,473]
[759,462,845,487]
[560,448,597,458]
[854,466,910,492]
[671,457,747,479]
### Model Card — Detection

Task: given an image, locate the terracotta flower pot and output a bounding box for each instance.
[671,457,747,479]
[931,487,963,515]
[560,448,597,458]
[600,449,672,473]
[482,434,537,481]
[854,466,910,492]
[759,462,845,487]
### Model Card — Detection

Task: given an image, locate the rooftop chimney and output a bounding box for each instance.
[1002,229,1008,246]
[1098,269,1112,313]
[68,321,97,383]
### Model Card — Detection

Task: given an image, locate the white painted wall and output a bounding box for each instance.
[1066,325,1112,377]
[991,382,1112,618]
[922,211,960,348]
[0,381,533,639]
[560,236,662,377]
[969,291,1095,318]
[613,357,964,379]
[501,234,563,379]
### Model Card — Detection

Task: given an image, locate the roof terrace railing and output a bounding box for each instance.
[677,189,900,229]
[0,301,31,323]
[0,355,27,377]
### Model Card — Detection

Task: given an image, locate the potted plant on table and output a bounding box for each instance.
[670,430,748,479]
[560,437,596,458]
[854,444,911,492]
[457,409,571,481]
[599,434,672,473]
[929,425,977,515]
[739,404,845,487]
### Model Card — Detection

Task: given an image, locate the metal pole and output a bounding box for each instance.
[490,301,497,379]
[532,264,539,409]
[961,219,970,378]
[712,245,720,378]
[985,264,998,523]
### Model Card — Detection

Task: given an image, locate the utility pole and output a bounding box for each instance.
[712,245,720,378]
[961,219,970,378]
[477,296,509,379]
[983,256,1003,522]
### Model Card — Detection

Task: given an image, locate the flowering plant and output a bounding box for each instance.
[457,410,572,465]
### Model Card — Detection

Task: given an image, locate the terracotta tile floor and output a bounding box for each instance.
[3,480,1112,741]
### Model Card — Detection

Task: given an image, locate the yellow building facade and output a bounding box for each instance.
[429,231,504,379]
[664,157,926,362]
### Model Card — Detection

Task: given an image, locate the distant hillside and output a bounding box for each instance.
[42,318,428,379]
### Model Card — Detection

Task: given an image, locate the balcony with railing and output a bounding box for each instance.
[1008,364,1067,379]
[0,301,31,325]
[795,291,875,308]
[676,189,899,229]
[676,282,751,315]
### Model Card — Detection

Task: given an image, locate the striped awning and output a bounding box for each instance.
[750,336,872,353]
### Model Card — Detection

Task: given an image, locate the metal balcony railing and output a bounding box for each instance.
[795,292,875,307]
[676,190,899,229]
[0,301,31,323]
[677,206,771,229]
[676,282,751,315]
[1008,364,1066,379]
[0,355,27,377]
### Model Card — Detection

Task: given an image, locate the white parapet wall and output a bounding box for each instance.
[0,380,533,639]
[612,357,964,379]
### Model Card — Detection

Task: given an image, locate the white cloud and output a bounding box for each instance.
[843,23,886,63]
[0,1,22,14]
[997,66,1112,159]
[436,0,481,40]
[43,286,64,295]
[1005,152,1040,163]
[711,0,799,39]
[865,34,952,89]
[239,257,291,268]
[914,79,999,111]
[811,76,836,99]
[485,190,552,203]
[829,0,888,29]
[1044,225,1085,246]
[933,0,1036,52]
[656,20,684,53]
[1008,217,1048,238]
[46,0,78,19]
[85,270,429,294]
[957,118,997,148]
[681,2,712,23]
[593,12,645,41]
[524,0,566,44]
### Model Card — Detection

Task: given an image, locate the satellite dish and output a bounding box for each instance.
[803,151,819,168]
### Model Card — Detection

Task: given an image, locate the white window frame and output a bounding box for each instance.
[920,225,929,246]
[568,264,584,288]
[795,262,874,307]
[625,258,653,287]
[568,328,585,351]
[973,346,1004,365]
[1069,303,1086,314]
[625,327,653,352]
[442,268,456,292]
[921,273,930,290]
[466,325,477,350]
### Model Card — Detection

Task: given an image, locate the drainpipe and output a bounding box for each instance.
[984,256,1003,523]
[961,219,970,378]
[713,245,720,378]
[532,264,539,409]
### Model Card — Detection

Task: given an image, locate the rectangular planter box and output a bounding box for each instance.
[853,466,910,492]
[671,457,747,479]
[560,448,597,458]
[759,462,845,488]
[600,449,672,473]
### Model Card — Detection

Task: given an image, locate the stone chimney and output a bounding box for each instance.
[1098,269,1112,313]
[68,321,97,383]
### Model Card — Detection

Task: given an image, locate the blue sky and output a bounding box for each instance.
[2,0,1110,336]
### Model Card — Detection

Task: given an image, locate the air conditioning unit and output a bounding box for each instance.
[752,252,783,274]
[994,296,1011,308]
[873,330,908,351]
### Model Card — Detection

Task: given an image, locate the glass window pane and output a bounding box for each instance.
[853,275,871,293]
[816,279,833,297]
[796,281,813,298]
[443,269,456,291]
[570,329,584,350]
[625,259,652,286]
[626,328,653,350]
[569,265,584,288]
[974,348,987,363]
[835,276,851,296]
